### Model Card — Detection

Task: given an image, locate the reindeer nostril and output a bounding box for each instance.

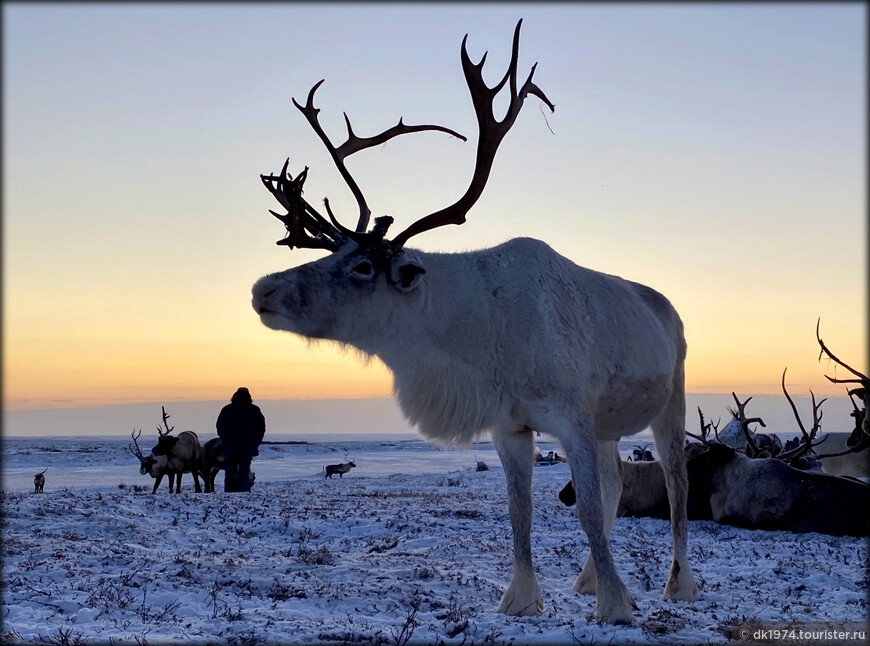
[263,289,277,298]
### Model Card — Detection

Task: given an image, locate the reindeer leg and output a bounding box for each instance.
[152,473,163,494]
[192,469,203,493]
[560,424,634,624]
[574,440,623,595]
[650,366,698,602]
[492,429,542,616]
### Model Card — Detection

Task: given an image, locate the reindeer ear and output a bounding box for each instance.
[391,252,426,293]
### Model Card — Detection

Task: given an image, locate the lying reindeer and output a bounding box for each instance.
[559,442,870,536]
[33,469,46,493]
[129,407,204,493]
[325,455,356,479]
[686,442,869,536]
[561,387,870,535]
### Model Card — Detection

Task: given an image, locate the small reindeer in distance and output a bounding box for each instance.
[33,468,47,493]
[325,453,356,479]
[128,407,204,493]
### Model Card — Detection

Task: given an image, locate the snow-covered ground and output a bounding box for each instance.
[2,435,867,644]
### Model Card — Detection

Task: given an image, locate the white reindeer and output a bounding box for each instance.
[251,20,697,623]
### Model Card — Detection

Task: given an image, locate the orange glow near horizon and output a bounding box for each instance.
[4,311,865,411]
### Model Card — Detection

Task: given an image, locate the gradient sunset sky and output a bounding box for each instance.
[4,3,866,413]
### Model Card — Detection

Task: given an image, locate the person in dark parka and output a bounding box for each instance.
[216,387,265,492]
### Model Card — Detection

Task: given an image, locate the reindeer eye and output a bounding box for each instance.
[351,261,373,276]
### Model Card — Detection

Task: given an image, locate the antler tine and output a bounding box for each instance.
[731,392,765,456]
[687,407,711,445]
[777,368,827,461]
[261,159,348,251]
[849,388,862,413]
[292,80,466,235]
[129,428,145,459]
[781,368,808,439]
[816,318,869,385]
[390,19,555,250]
[156,405,174,438]
[731,392,766,430]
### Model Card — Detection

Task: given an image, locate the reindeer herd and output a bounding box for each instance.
[123,406,355,492]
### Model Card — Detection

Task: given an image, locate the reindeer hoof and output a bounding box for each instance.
[495,577,543,616]
[663,560,698,601]
[573,558,597,595]
[595,581,635,625]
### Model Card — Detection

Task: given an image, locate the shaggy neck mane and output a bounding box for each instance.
[390,354,499,447]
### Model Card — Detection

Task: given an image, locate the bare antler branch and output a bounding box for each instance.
[390,19,555,250]
[687,407,713,445]
[777,367,828,461]
[129,428,146,460]
[261,161,348,251]
[729,393,766,456]
[815,387,869,459]
[156,406,174,439]
[291,79,466,235]
[816,318,869,386]
[263,20,552,255]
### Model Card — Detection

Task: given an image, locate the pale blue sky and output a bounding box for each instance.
[3,3,866,418]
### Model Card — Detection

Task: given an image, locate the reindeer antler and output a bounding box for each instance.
[729,393,766,455]
[688,407,715,445]
[777,367,828,461]
[129,428,146,460]
[260,161,349,251]
[264,20,552,254]
[156,406,174,439]
[263,79,465,252]
[815,318,870,445]
[816,318,869,388]
[292,79,466,236]
[390,19,555,250]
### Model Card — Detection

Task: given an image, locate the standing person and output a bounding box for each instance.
[216,387,265,492]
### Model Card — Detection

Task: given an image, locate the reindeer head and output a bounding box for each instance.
[252,21,553,346]
[128,407,176,476]
[129,428,155,475]
[150,406,180,457]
